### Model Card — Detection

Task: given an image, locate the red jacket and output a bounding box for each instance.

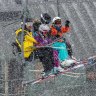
[50,25,70,37]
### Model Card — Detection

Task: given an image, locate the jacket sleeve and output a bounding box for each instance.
[26,35,38,44]
[51,27,58,36]
[15,28,22,36]
[61,26,70,33]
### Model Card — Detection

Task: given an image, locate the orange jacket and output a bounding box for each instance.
[50,25,70,37]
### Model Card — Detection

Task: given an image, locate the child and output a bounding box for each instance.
[33,13,55,76]
[15,18,38,61]
[50,17,75,67]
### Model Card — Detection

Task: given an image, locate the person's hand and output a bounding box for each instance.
[65,20,70,24]
[36,42,43,46]
[58,39,64,42]
[65,20,70,27]
[34,42,39,46]
[58,32,63,37]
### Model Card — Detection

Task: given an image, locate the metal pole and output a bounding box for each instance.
[57,0,60,17]
[0,23,9,96]
[21,0,27,64]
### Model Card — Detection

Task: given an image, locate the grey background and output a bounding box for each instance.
[0,0,96,96]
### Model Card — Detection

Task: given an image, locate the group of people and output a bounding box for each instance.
[14,13,76,76]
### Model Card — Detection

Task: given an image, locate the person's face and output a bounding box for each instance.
[26,22,33,30]
[55,19,61,27]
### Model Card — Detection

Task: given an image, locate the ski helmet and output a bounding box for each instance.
[52,17,61,24]
[41,13,51,24]
[39,24,50,33]
[39,24,50,35]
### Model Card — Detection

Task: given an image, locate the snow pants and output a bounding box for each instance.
[63,38,73,57]
[34,48,54,72]
[53,50,60,67]
[52,41,69,62]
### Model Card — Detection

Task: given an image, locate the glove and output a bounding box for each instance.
[65,20,70,27]
[35,42,42,46]
[56,32,63,38]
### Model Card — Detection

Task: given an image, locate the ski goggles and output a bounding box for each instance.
[55,19,61,24]
[41,30,49,35]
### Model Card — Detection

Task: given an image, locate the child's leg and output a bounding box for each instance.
[52,42,69,62]
[44,48,54,72]
[58,42,69,61]
[64,39,73,58]
[39,48,54,72]
[53,50,60,67]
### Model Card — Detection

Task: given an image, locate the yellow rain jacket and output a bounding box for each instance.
[15,28,37,58]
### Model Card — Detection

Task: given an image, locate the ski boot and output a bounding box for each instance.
[54,66,64,74]
[41,69,55,78]
[61,59,76,68]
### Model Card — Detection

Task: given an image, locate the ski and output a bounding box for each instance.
[22,55,96,86]
[22,64,84,86]
[76,55,96,65]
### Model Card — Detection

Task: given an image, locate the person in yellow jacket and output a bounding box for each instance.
[15,18,38,61]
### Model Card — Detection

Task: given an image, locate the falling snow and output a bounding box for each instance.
[0,0,96,96]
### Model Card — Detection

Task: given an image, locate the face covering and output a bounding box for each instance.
[55,25,61,32]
